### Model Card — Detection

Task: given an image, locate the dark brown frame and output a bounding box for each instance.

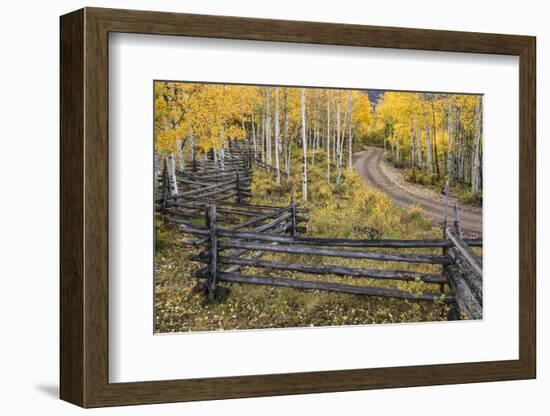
[60,7,536,408]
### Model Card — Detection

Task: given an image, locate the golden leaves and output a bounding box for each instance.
[154,82,247,156]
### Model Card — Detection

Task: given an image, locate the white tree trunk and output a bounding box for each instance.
[440,104,446,176]
[396,136,400,164]
[213,148,218,167]
[335,92,342,185]
[333,123,337,163]
[416,120,423,169]
[274,87,281,184]
[176,139,185,173]
[287,139,292,177]
[409,117,415,167]
[347,93,354,170]
[265,88,272,166]
[339,102,348,160]
[283,141,288,176]
[326,91,331,183]
[220,143,225,171]
[425,126,433,173]
[154,150,161,182]
[284,92,290,176]
[458,147,464,182]
[189,126,195,167]
[311,100,317,166]
[251,110,258,160]
[336,98,349,184]
[389,125,394,159]
[260,101,265,163]
[348,122,353,170]
[315,98,321,158]
[301,88,308,202]
[167,153,178,195]
[240,96,246,143]
[447,103,453,178]
[471,98,482,192]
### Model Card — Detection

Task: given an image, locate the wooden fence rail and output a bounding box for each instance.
[189,254,448,284]
[442,189,483,319]
[180,226,481,249]
[195,269,455,303]
[181,204,456,305]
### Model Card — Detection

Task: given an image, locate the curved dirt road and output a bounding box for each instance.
[353,147,482,236]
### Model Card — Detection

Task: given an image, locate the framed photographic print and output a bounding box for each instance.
[60,7,536,408]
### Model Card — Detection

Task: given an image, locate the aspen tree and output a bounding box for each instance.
[410,117,415,167]
[335,91,341,185]
[265,88,272,165]
[274,87,281,184]
[167,153,178,195]
[176,139,185,172]
[396,136,400,163]
[471,97,482,192]
[425,126,433,174]
[311,90,317,166]
[431,98,440,176]
[189,124,196,169]
[249,97,258,159]
[300,88,308,201]
[326,90,331,183]
[347,92,354,170]
[415,118,423,168]
[284,90,290,176]
[336,92,350,185]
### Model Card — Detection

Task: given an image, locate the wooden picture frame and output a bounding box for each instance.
[60,7,536,408]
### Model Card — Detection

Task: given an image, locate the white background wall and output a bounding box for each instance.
[0,0,546,414]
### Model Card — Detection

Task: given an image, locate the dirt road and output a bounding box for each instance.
[353,147,482,236]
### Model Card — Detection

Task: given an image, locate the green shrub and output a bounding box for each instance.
[458,189,482,206]
[405,169,442,187]
[392,160,407,169]
[401,205,434,230]
[155,222,171,253]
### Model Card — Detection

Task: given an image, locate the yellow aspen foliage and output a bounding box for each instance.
[154,82,247,156]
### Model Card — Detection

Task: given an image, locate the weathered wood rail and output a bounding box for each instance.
[182,204,460,304]
[156,140,483,320]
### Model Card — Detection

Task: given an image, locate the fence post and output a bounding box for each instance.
[440,180,450,294]
[247,137,252,171]
[226,141,232,161]
[443,180,449,238]
[161,159,169,214]
[235,168,242,204]
[207,205,218,301]
[245,148,251,174]
[290,187,297,238]
[453,202,463,238]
